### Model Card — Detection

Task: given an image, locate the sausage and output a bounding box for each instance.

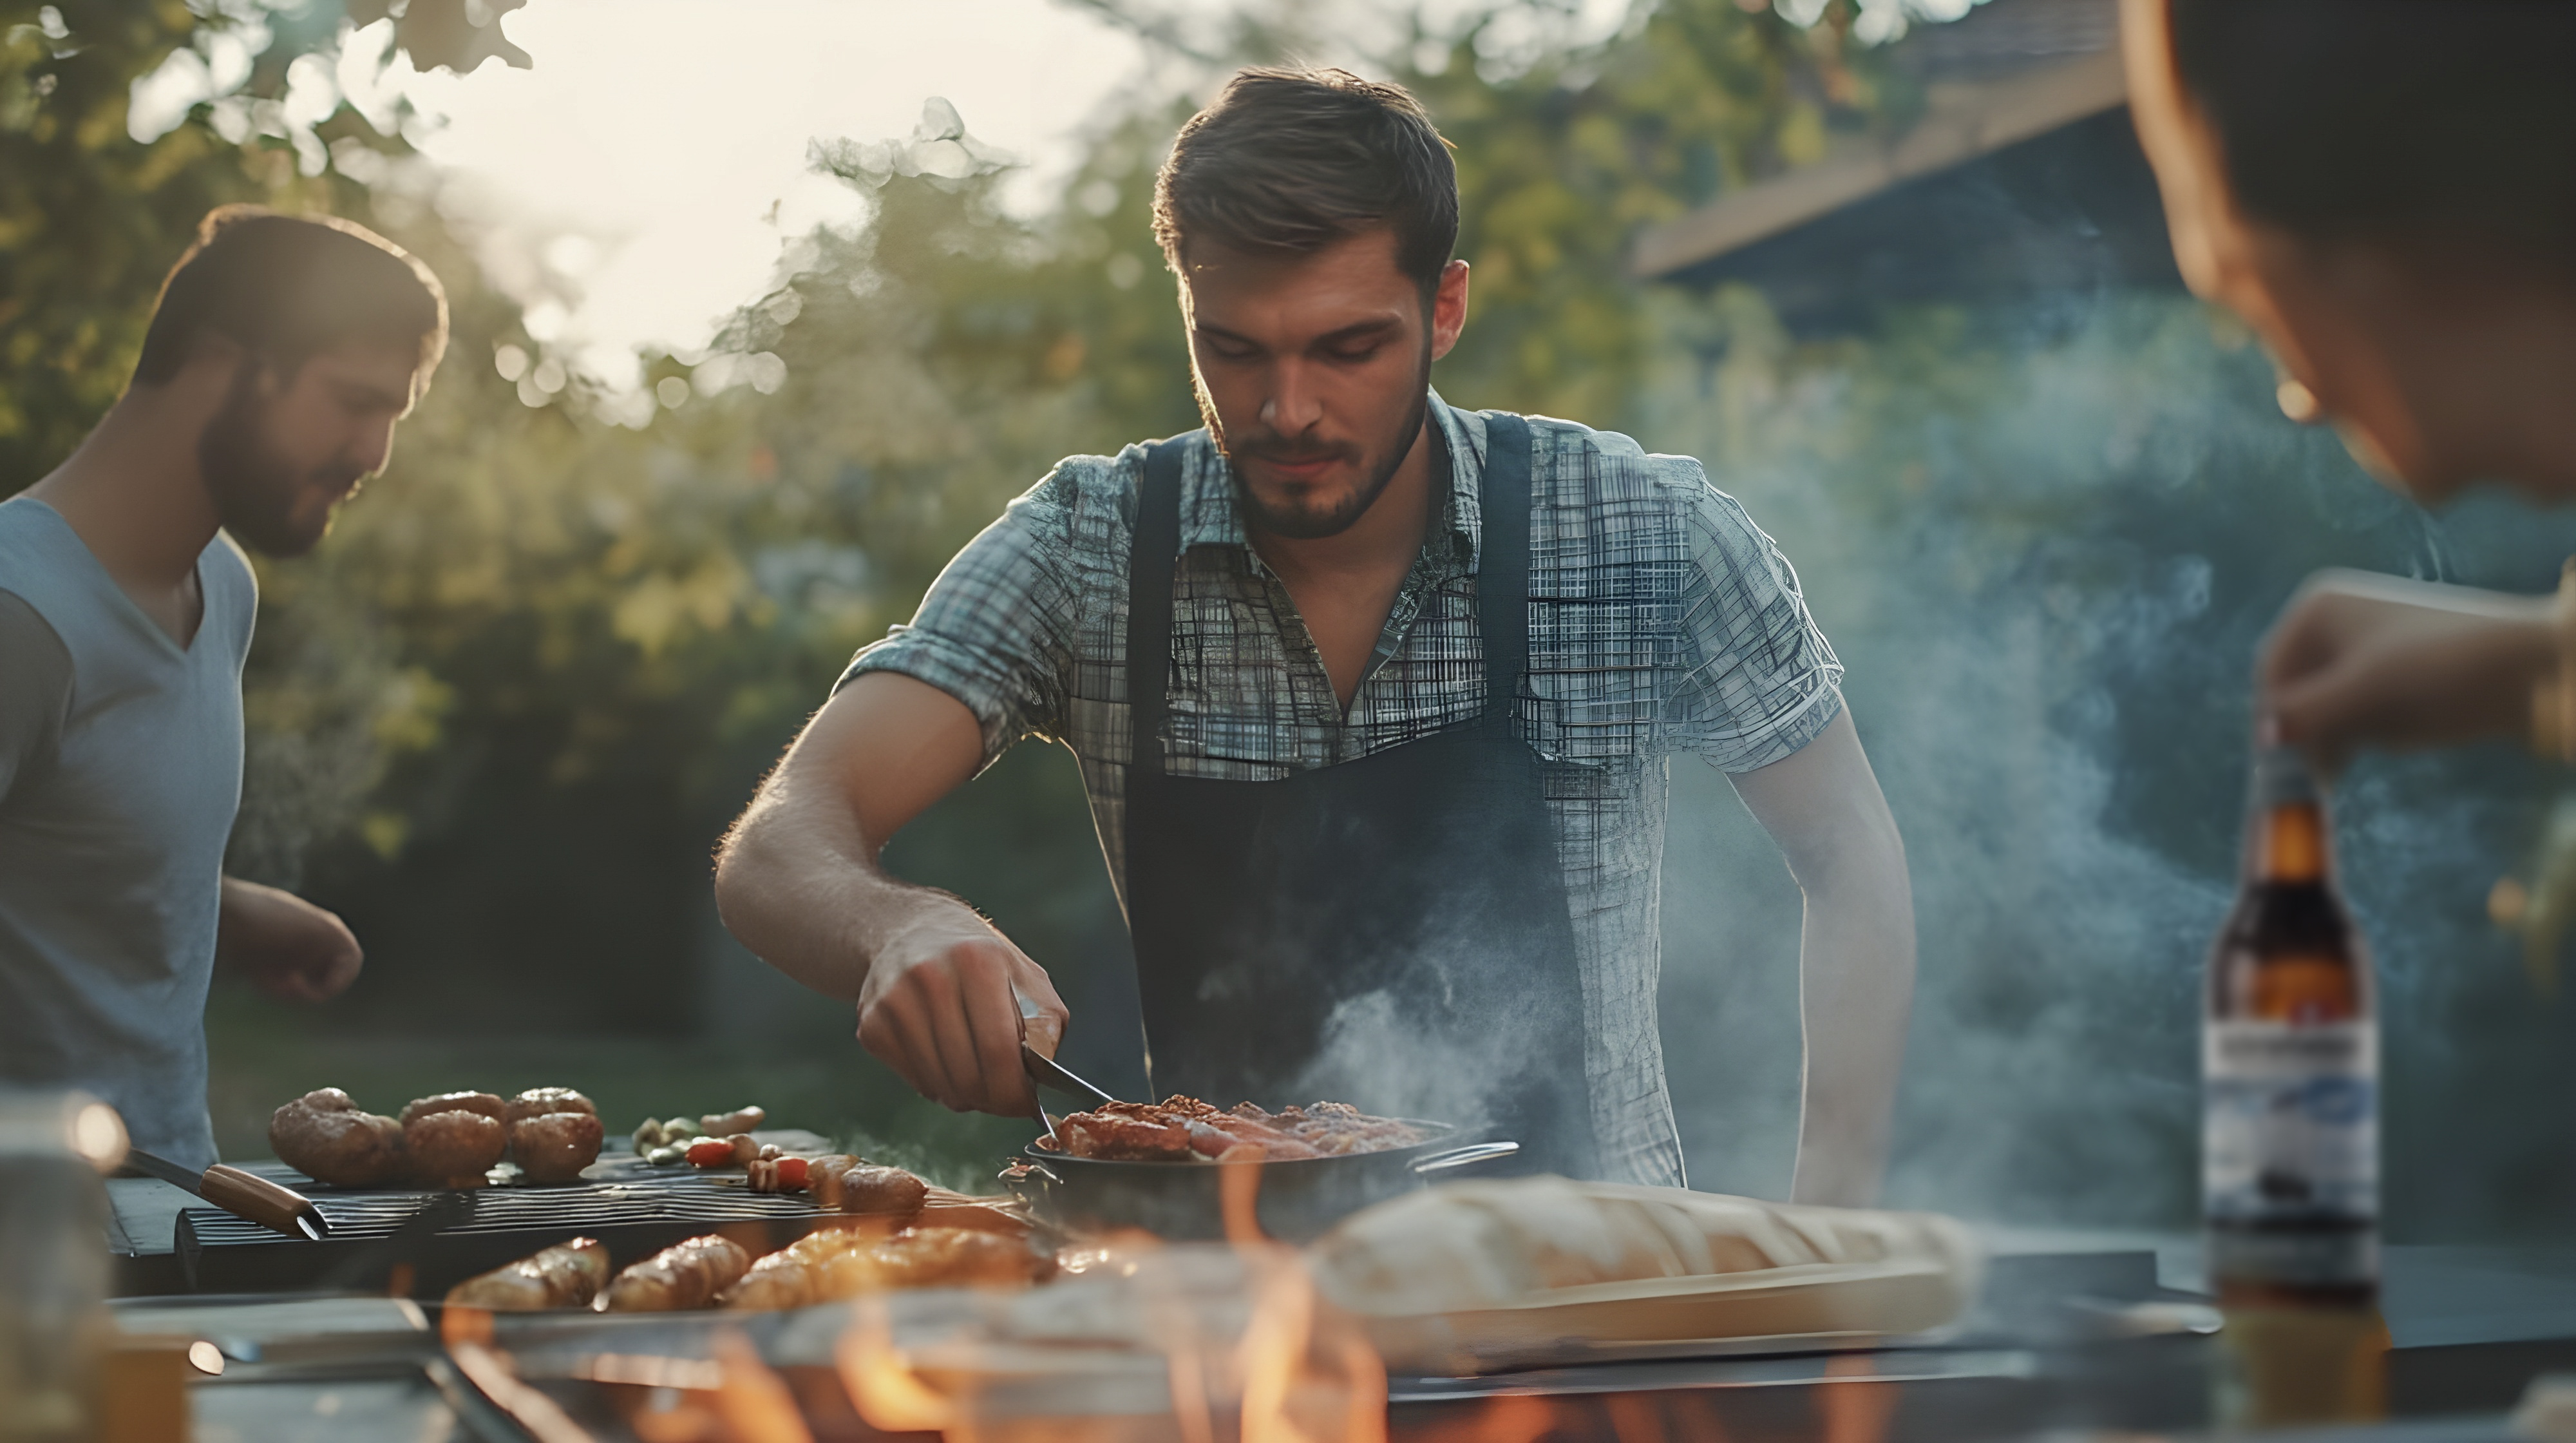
[698,1105,766,1138]
[506,1088,595,1124]
[837,1165,928,1219]
[722,1250,817,1312]
[805,1156,860,1209]
[404,1109,506,1188]
[868,1227,1048,1289]
[509,1111,603,1184]
[399,1092,507,1128]
[444,1238,609,1311]
[601,1234,751,1312]
[804,1228,1046,1302]
[269,1089,405,1187]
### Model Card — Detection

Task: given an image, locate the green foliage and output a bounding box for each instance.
[3,1,313,484]
[1411,1,1913,421]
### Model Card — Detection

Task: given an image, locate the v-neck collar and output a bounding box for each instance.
[11,497,216,658]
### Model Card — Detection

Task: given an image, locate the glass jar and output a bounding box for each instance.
[0,1091,126,1443]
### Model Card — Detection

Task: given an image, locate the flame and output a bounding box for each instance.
[827,1210,1385,1443]
[1231,1245,1386,1443]
[447,1340,599,1443]
[1236,1250,1311,1443]
[833,1294,956,1433]
[713,1330,816,1443]
[1819,1353,1897,1443]
[440,1304,493,1348]
[1221,1152,1266,1245]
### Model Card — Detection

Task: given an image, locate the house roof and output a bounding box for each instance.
[1630,0,2128,280]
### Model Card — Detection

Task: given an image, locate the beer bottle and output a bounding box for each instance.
[2204,741,2378,1307]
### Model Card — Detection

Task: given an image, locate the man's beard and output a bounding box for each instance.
[1204,344,1433,541]
[197,368,360,558]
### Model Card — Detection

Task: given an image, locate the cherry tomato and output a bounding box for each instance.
[777,1156,810,1189]
[685,1137,735,1168]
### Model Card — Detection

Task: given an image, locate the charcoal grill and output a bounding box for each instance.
[176,1160,844,1296]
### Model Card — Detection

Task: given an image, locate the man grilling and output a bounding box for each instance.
[1,207,445,1168]
[717,69,1914,1200]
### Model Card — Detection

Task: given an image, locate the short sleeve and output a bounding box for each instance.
[209,531,259,671]
[837,466,1088,768]
[1661,464,1845,772]
[0,589,71,805]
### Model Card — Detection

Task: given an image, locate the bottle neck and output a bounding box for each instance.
[2253,800,2329,884]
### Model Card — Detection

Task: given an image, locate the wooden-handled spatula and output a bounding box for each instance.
[125,1148,330,1241]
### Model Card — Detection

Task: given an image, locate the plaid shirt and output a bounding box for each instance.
[843,394,1844,1185]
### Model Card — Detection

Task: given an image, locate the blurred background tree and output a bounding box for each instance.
[11,0,2576,1232]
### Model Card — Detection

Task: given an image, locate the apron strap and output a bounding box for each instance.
[1126,436,1190,782]
[1477,413,1534,723]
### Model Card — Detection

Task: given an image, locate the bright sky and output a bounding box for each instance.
[390,0,1155,384]
[125,0,1640,392]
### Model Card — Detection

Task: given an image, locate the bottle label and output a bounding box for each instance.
[2205,1020,2377,1225]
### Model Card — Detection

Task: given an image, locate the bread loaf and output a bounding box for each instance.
[1310,1179,1978,1316]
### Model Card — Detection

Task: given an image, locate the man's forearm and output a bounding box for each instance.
[1788,854,1915,1207]
[714,793,936,1001]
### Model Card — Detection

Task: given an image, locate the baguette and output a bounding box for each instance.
[1310,1179,1980,1315]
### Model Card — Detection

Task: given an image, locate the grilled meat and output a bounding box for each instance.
[1041,1096,1425,1161]
[444,1238,610,1311]
[510,1111,604,1184]
[404,1109,507,1188]
[506,1087,595,1124]
[400,1091,507,1127]
[601,1234,752,1312]
[269,1089,406,1187]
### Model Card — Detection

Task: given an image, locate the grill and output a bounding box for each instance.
[176,1160,840,1296]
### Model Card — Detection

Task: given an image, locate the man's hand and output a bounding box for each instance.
[858,899,1068,1118]
[2260,569,2559,774]
[717,674,1076,1119]
[217,877,363,1002]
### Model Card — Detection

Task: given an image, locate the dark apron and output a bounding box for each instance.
[1120,414,1596,1178]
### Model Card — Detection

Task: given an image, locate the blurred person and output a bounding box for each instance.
[719,70,1913,1200]
[0,206,446,1169]
[2123,0,2576,769]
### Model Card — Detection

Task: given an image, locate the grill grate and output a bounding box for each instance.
[177,1160,848,1297]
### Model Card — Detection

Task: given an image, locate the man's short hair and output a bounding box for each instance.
[133,205,449,386]
[1153,67,1459,298]
[2170,0,2576,271]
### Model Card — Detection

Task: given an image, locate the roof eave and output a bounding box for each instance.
[1629,46,2132,282]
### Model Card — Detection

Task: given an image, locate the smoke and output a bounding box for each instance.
[1634,285,2576,1237]
[1294,989,1501,1137]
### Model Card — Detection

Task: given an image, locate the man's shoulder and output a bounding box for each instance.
[1014,445,1144,519]
[1488,410,1713,510]
[1001,432,1209,550]
[1484,412,1721,531]
[0,497,100,630]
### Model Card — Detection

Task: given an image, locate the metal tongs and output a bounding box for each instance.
[127,1147,330,1241]
[1017,991,1117,1139]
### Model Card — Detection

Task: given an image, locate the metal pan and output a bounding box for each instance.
[1001,1122,1519,1243]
